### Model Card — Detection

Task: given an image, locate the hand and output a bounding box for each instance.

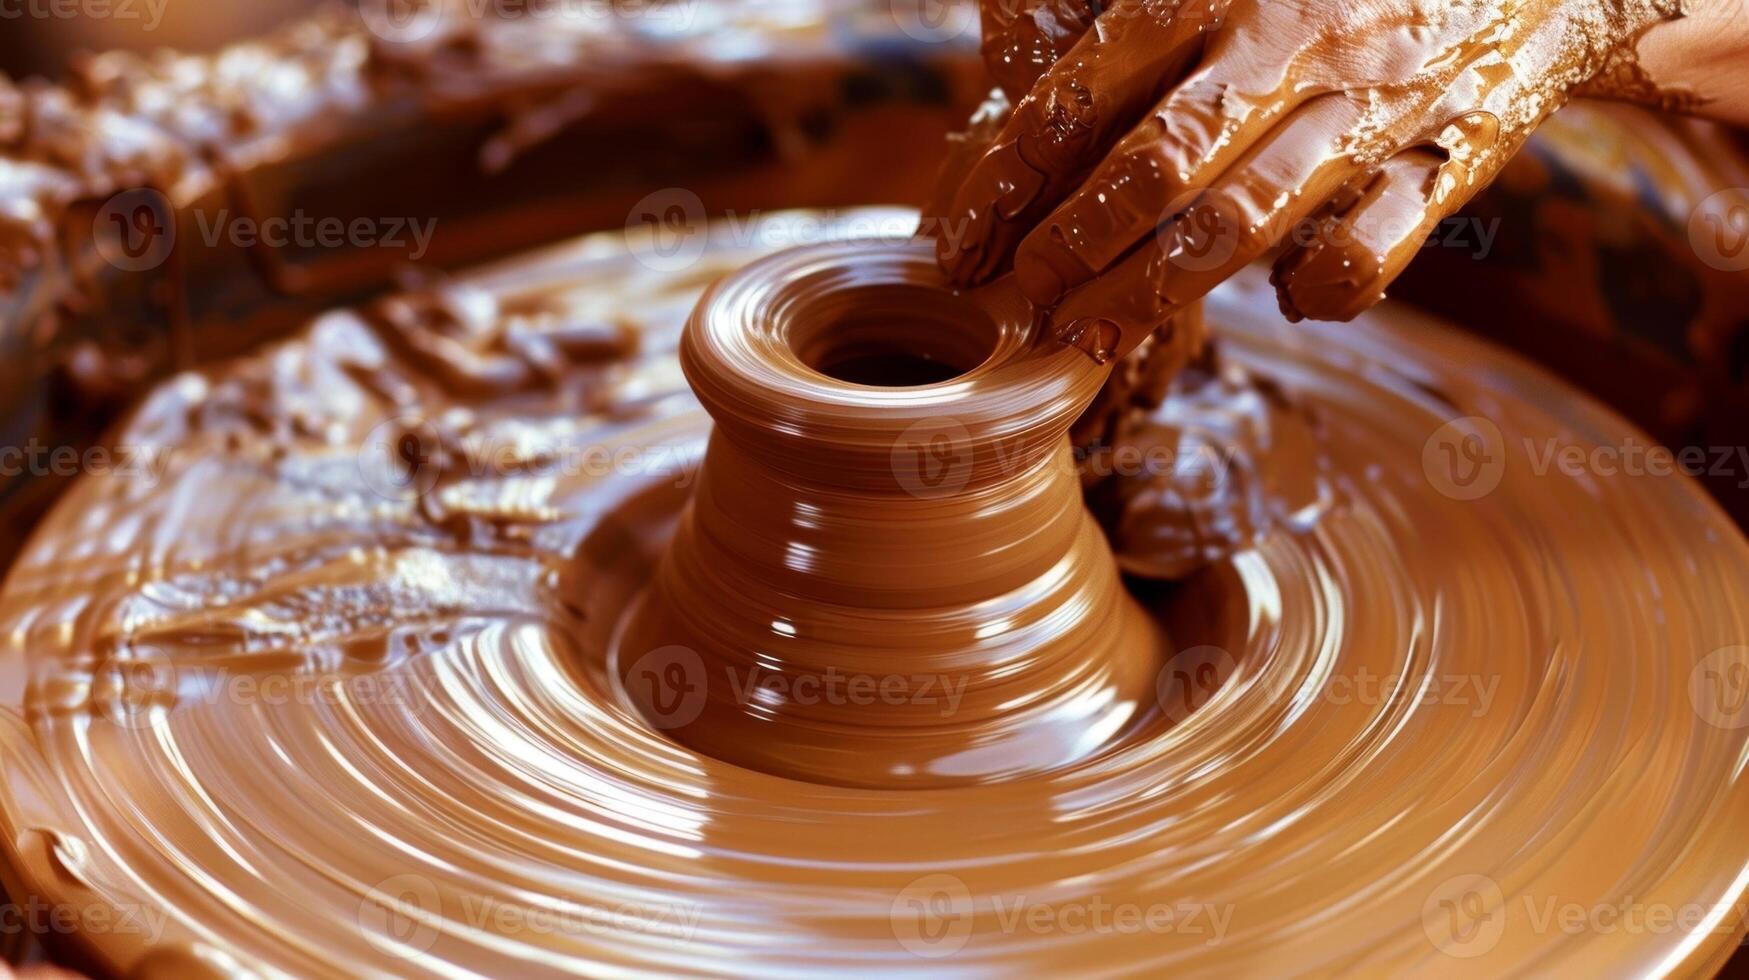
[978,0,1099,99]
[923,0,1098,225]
[935,0,1690,361]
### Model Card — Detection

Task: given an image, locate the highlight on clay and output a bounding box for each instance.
[1,0,1748,976]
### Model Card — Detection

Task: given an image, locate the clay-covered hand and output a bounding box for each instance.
[936,0,1690,362]
[924,0,1098,226]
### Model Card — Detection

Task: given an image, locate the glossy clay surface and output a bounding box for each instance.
[615,243,1164,788]
[1,211,1747,976]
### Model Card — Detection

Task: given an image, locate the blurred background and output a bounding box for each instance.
[0,0,314,79]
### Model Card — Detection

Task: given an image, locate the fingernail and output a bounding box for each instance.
[938,207,988,284]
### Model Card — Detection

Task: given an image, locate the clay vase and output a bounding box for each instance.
[613,240,1164,787]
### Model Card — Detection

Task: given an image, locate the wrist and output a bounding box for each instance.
[1632,0,1749,124]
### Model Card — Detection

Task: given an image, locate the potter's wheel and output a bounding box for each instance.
[1,210,1747,976]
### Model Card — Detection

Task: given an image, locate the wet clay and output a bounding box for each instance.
[614,243,1163,787]
[0,212,1748,975]
[0,0,986,575]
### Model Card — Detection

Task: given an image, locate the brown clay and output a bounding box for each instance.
[615,242,1163,787]
[0,213,1747,976]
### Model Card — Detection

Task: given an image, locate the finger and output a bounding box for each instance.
[1269,151,1451,322]
[923,91,1011,235]
[929,0,1087,254]
[1046,94,1369,362]
[1011,51,1331,306]
[1271,116,1525,322]
[979,0,1098,98]
[940,0,1225,285]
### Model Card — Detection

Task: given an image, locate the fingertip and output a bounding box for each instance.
[935,198,990,285]
[1054,316,1122,365]
[1271,241,1383,322]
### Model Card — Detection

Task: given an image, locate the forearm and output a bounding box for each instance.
[1614,0,1749,124]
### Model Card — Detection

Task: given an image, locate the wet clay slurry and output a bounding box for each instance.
[0,214,1747,975]
[614,243,1164,786]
